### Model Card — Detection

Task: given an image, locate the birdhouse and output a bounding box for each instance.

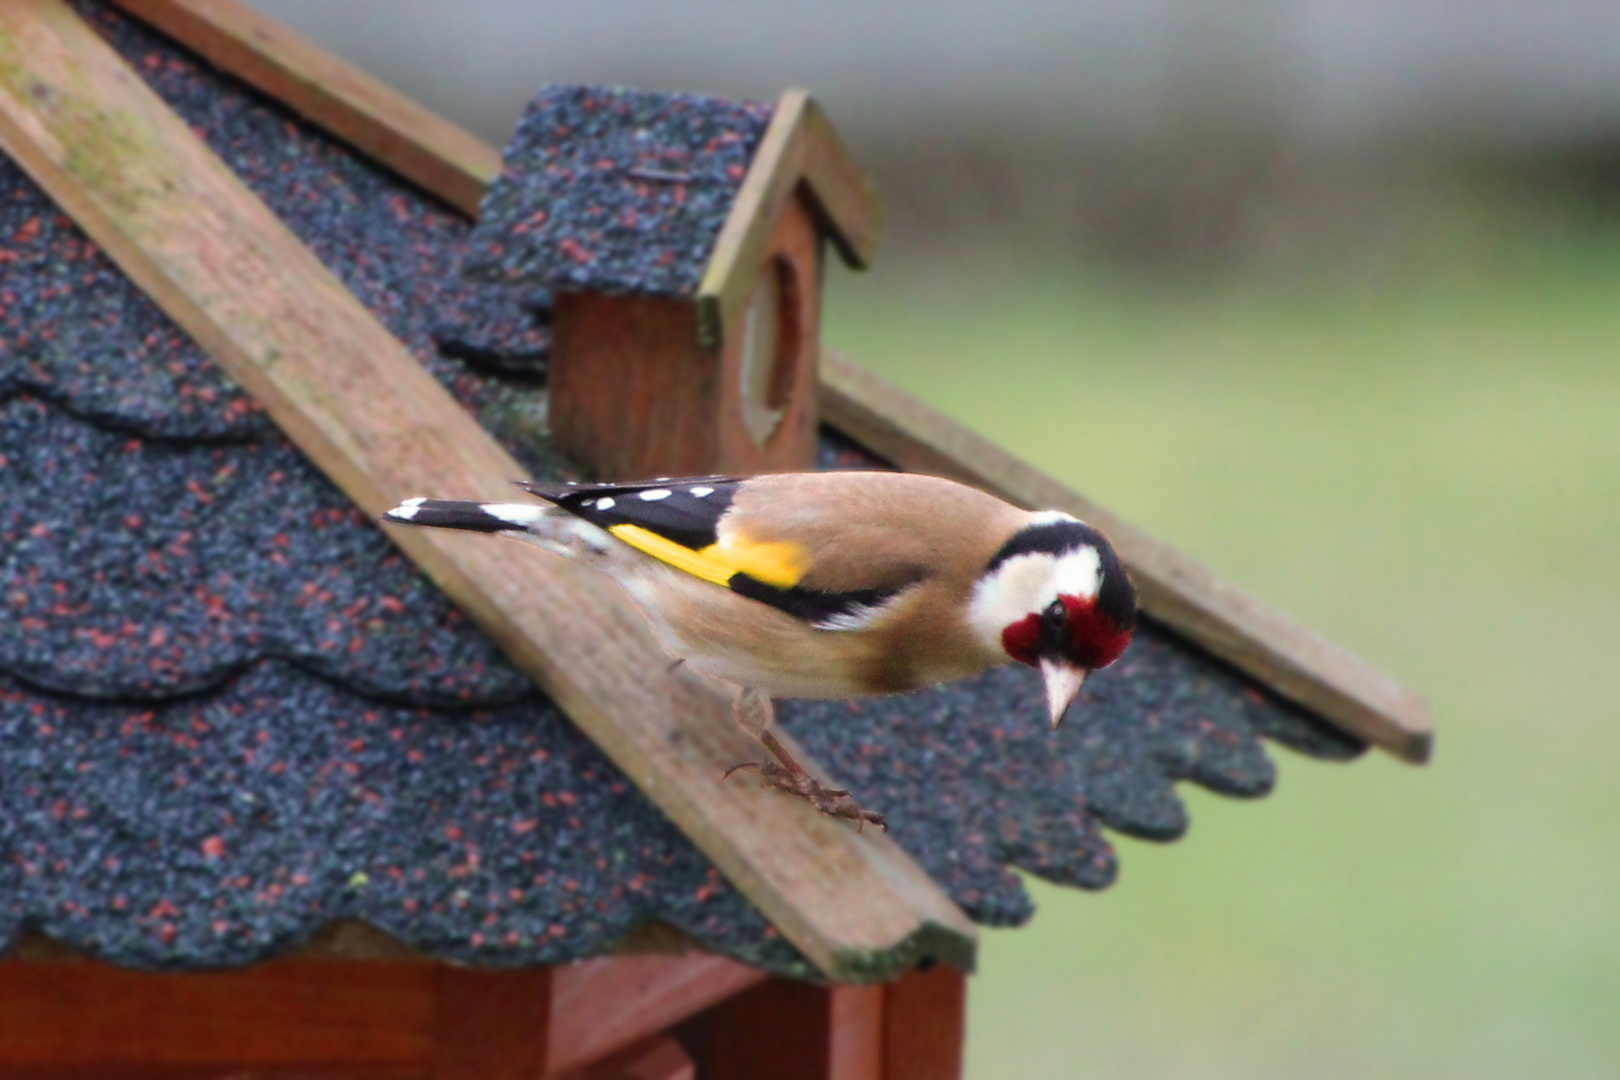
[462,84,882,480]
[0,2,1431,1077]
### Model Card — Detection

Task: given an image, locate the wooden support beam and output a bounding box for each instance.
[108,0,500,217]
[819,351,1434,764]
[0,0,973,983]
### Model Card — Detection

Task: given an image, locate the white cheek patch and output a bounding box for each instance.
[968,546,1103,655]
[968,552,1055,652]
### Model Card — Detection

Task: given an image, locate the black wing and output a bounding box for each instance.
[514,477,742,551]
[513,477,920,630]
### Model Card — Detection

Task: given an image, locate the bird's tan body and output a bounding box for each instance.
[557,472,1031,699]
[384,468,1134,830]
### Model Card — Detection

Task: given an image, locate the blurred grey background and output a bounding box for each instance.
[250,0,1620,273]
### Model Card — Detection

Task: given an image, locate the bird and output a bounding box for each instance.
[382,471,1137,831]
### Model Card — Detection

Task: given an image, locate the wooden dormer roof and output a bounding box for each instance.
[0,0,1429,986]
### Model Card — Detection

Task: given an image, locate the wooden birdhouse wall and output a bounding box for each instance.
[548,193,822,481]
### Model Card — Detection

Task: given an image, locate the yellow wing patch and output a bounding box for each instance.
[608,523,808,588]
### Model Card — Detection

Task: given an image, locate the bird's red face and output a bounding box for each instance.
[972,515,1137,727]
[999,594,1134,672]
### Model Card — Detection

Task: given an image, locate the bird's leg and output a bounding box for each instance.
[721,687,887,833]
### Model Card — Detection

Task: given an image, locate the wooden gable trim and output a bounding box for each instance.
[103,0,1430,761]
[819,352,1434,763]
[108,0,501,217]
[0,0,975,984]
[696,89,884,349]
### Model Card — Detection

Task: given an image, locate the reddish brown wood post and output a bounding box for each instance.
[882,967,967,1080]
[430,965,553,1080]
[692,977,884,1080]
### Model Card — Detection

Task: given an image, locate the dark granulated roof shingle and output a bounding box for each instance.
[462,85,773,297]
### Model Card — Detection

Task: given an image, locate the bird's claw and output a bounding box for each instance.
[720,760,888,833]
[720,760,765,784]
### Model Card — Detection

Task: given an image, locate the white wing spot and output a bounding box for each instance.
[639,489,673,501]
[386,497,426,520]
[596,497,616,510]
[481,503,547,526]
[689,486,714,498]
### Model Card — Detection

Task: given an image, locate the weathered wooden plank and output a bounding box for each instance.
[0,0,975,983]
[108,0,500,217]
[819,350,1434,763]
[547,952,767,1074]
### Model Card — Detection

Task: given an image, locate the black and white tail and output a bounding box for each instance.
[382,495,617,563]
[382,498,550,534]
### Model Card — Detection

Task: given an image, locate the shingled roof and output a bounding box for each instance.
[464,85,774,298]
[1,0,1370,978]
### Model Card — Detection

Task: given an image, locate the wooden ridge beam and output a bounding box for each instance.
[108,0,501,217]
[819,351,1434,764]
[0,0,975,982]
[104,1,1429,758]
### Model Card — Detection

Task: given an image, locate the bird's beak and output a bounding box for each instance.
[1041,660,1087,729]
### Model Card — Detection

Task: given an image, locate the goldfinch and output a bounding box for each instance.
[383,472,1137,830]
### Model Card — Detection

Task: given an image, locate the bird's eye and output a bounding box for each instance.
[1043,598,1068,631]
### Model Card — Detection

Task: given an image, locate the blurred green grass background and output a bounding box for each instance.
[828,211,1620,1078]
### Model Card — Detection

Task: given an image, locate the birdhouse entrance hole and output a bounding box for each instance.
[739,255,802,447]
